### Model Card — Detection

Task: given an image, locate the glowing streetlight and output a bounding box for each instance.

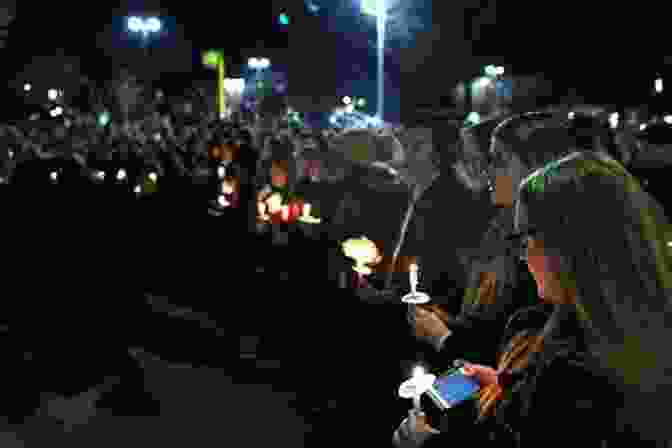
[247,58,271,120]
[203,50,226,119]
[655,77,664,94]
[361,0,387,122]
[127,16,162,38]
[248,57,270,70]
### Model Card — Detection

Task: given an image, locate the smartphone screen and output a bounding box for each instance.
[427,369,480,409]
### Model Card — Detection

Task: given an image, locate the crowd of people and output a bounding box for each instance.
[390,111,672,447]
[1,96,672,447]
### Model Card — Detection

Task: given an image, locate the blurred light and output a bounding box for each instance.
[655,77,664,93]
[345,104,355,113]
[134,185,141,194]
[640,123,648,131]
[117,169,127,181]
[50,107,63,117]
[217,166,226,179]
[217,195,230,207]
[98,112,110,127]
[568,111,576,119]
[94,171,105,180]
[8,150,13,159]
[473,77,492,90]
[361,0,382,17]
[146,17,161,32]
[412,365,425,379]
[664,115,672,125]
[329,115,338,124]
[127,16,161,34]
[466,111,481,125]
[248,58,271,70]
[356,98,366,107]
[50,172,58,181]
[342,96,352,105]
[495,66,505,76]
[127,16,143,32]
[279,13,289,25]
[23,83,31,92]
[307,2,320,13]
[48,89,58,101]
[484,65,498,77]
[202,50,222,68]
[609,112,619,129]
[223,78,245,95]
[148,172,158,182]
[667,241,672,247]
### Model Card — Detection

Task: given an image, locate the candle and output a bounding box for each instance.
[409,263,419,293]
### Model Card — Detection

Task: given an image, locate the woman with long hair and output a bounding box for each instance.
[398,147,672,446]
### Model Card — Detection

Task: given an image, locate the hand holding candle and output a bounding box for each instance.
[402,260,431,304]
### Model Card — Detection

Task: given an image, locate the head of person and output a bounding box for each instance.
[489,112,575,208]
[514,151,672,436]
[453,118,506,194]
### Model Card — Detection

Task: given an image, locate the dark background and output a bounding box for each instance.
[2,0,671,115]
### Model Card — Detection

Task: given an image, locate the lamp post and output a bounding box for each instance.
[247,57,271,122]
[203,50,226,120]
[361,0,387,123]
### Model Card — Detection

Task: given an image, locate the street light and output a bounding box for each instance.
[361,0,387,123]
[127,16,162,38]
[247,58,271,121]
[248,57,270,70]
[127,16,162,58]
[655,77,664,94]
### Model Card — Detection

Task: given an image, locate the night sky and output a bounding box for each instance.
[2,0,671,111]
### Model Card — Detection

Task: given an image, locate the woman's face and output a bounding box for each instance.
[524,237,567,303]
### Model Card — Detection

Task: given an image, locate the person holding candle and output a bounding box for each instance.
[398,120,672,447]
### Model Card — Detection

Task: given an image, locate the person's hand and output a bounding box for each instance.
[461,362,499,388]
[412,305,451,340]
[392,409,440,448]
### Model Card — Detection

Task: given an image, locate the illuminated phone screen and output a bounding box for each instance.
[427,369,480,409]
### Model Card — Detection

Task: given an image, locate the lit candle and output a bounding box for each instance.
[409,263,419,293]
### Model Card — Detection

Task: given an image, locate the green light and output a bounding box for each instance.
[98,112,110,127]
[357,98,366,107]
[202,50,222,68]
[279,13,289,25]
[361,0,379,16]
[465,111,481,125]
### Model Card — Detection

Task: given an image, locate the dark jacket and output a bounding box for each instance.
[422,306,638,448]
